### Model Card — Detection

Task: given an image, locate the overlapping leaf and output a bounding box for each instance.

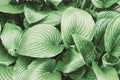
[56,49,85,73]
[0,40,16,66]
[0,65,13,80]
[40,11,62,26]
[46,0,62,6]
[72,34,95,64]
[92,61,119,80]
[91,0,118,8]
[13,57,33,80]
[17,24,63,58]
[97,11,120,20]
[24,3,48,24]
[21,59,61,80]
[102,53,120,66]
[104,16,120,57]
[1,23,23,56]
[61,7,95,47]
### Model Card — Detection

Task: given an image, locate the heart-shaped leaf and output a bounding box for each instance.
[17,24,63,58]
[21,59,61,80]
[61,7,95,47]
[1,23,23,56]
[56,49,85,73]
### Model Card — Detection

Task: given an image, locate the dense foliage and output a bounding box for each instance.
[0,0,120,80]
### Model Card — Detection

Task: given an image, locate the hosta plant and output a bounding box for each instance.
[0,0,120,80]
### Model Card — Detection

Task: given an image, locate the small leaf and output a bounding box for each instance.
[56,49,85,73]
[22,59,61,80]
[40,11,62,26]
[0,65,13,80]
[1,23,23,56]
[17,24,63,58]
[13,57,33,80]
[61,7,95,47]
[102,53,120,66]
[46,0,62,6]
[24,3,48,24]
[72,34,95,64]
[91,0,118,8]
[92,61,119,80]
[104,16,120,57]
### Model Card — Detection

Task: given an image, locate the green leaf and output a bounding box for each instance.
[46,0,62,6]
[24,3,48,24]
[1,23,23,56]
[81,68,97,80]
[61,7,95,48]
[92,61,119,80]
[94,19,110,48]
[102,53,120,66]
[22,59,61,80]
[0,65,13,80]
[17,24,63,58]
[40,11,62,26]
[97,11,120,20]
[0,0,11,6]
[72,34,95,64]
[13,57,33,80]
[56,49,85,73]
[91,0,118,8]
[0,4,23,14]
[0,40,16,66]
[69,67,86,80]
[104,16,120,57]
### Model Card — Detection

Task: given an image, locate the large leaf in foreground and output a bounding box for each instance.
[72,34,95,64]
[0,41,16,66]
[0,65,13,80]
[61,7,95,47]
[91,0,118,8]
[104,16,120,57]
[13,57,33,80]
[92,61,119,80]
[1,23,23,56]
[22,59,61,80]
[56,49,85,73]
[18,24,63,58]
